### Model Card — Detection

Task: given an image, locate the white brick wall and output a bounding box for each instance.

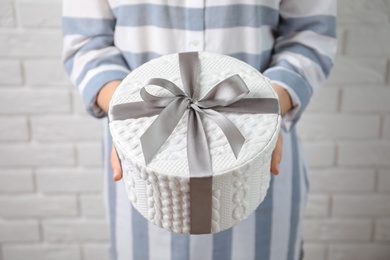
[0,1,389,260]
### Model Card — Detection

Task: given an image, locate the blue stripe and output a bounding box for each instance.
[206,5,278,28]
[75,53,128,86]
[63,5,279,34]
[63,36,118,76]
[287,128,301,260]
[114,4,202,30]
[111,4,279,30]
[81,70,129,118]
[106,137,117,260]
[229,50,273,72]
[255,175,274,259]
[122,51,161,69]
[275,44,333,77]
[279,15,336,38]
[62,17,115,36]
[263,66,312,128]
[212,228,232,260]
[132,207,149,259]
[171,233,189,260]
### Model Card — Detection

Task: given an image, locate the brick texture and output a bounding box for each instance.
[18,2,62,28]
[83,244,110,260]
[0,169,34,192]
[305,193,329,217]
[0,220,40,242]
[0,0,389,259]
[0,3,15,28]
[24,60,72,86]
[328,244,390,260]
[36,168,103,193]
[2,245,81,260]
[0,60,22,85]
[303,219,372,241]
[375,218,390,241]
[0,89,71,115]
[0,117,29,141]
[308,168,375,192]
[43,220,109,242]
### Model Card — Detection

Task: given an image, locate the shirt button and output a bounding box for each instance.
[191,40,199,46]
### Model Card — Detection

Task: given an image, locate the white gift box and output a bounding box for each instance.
[109,52,281,234]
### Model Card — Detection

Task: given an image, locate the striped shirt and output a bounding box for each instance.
[62,1,337,259]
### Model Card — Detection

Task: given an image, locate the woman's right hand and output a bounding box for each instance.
[111,143,123,181]
[96,80,123,181]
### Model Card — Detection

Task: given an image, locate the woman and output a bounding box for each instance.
[62,1,337,259]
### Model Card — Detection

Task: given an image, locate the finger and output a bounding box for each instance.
[270,133,283,175]
[111,143,123,181]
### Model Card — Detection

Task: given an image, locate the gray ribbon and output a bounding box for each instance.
[111,52,280,233]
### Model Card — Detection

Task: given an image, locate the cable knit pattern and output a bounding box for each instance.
[109,52,281,233]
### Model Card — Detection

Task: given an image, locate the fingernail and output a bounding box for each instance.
[274,164,280,175]
[113,168,120,181]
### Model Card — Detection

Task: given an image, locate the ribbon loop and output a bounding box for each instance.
[197,75,249,108]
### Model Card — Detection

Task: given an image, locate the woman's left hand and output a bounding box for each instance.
[269,83,293,175]
[271,133,283,175]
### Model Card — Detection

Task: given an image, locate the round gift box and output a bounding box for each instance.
[109,52,281,234]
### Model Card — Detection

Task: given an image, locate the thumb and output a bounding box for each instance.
[270,132,283,175]
[111,143,123,181]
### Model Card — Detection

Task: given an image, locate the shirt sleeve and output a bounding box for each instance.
[62,0,130,118]
[263,0,337,131]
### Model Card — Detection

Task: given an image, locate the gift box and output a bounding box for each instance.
[108,52,281,234]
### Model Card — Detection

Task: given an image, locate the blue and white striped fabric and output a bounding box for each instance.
[62,1,336,259]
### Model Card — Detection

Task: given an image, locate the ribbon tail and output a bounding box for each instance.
[193,106,245,159]
[187,109,213,177]
[213,98,280,115]
[140,98,188,165]
[110,102,164,120]
[187,109,213,234]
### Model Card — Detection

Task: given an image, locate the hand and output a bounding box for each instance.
[111,143,123,181]
[96,80,124,181]
[270,132,283,175]
[270,83,293,175]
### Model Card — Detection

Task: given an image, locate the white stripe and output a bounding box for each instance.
[272,52,326,92]
[275,31,337,60]
[189,234,213,260]
[205,27,275,54]
[79,64,130,94]
[280,0,336,18]
[269,130,292,260]
[148,223,172,260]
[71,47,123,84]
[63,0,114,18]
[115,26,188,54]
[62,35,89,62]
[110,0,279,9]
[231,213,255,259]
[206,0,279,9]
[110,0,205,9]
[116,181,134,260]
[115,26,274,55]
